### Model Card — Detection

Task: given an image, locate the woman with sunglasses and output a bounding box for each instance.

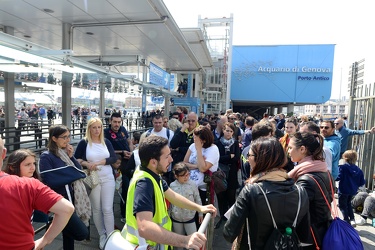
[214,122,240,229]
[39,125,89,250]
[288,132,333,249]
[223,137,310,249]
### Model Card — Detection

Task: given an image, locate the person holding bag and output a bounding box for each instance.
[39,125,89,250]
[74,117,117,250]
[288,132,333,249]
[214,122,240,229]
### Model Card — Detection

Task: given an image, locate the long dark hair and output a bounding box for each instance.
[47,125,69,156]
[292,132,324,161]
[3,149,39,179]
[250,137,287,176]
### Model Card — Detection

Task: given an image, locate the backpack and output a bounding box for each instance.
[145,128,170,140]
[256,183,302,250]
[307,174,364,250]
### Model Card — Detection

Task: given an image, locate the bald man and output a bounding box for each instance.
[334,118,375,157]
[170,112,199,166]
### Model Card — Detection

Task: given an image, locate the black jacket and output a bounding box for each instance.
[296,172,333,248]
[215,138,240,190]
[170,128,194,165]
[223,179,311,249]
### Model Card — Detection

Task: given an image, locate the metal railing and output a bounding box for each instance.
[1,117,151,155]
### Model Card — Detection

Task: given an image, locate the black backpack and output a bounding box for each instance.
[256,183,302,250]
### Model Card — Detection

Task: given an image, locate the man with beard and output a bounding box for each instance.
[320,120,341,180]
[122,136,216,250]
[104,112,133,222]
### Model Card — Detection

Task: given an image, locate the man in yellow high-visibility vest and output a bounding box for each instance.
[122,136,216,250]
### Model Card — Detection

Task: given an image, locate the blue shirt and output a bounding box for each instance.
[335,127,365,153]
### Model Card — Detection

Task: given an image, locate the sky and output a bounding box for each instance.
[163,0,375,100]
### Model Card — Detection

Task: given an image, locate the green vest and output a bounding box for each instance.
[122,169,172,249]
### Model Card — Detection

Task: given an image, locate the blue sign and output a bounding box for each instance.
[170,74,175,91]
[173,97,200,113]
[187,74,192,97]
[149,62,170,90]
[230,44,335,104]
[151,96,165,104]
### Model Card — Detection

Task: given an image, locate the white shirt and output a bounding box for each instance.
[188,143,219,190]
[86,142,113,178]
[147,127,174,145]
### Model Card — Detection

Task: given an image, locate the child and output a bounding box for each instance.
[169,162,202,250]
[337,150,365,226]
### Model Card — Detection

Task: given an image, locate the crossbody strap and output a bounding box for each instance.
[306,173,337,218]
[255,183,301,229]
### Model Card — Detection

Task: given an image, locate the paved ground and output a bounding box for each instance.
[34,191,375,250]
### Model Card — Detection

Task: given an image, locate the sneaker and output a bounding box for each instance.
[99,234,107,250]
[355,217,366,226]
[350,220,356,227]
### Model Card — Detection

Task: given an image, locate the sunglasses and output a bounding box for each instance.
[334,123,339,125]
[320,126,331,130]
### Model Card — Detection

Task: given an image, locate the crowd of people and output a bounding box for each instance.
[0,107,374,250]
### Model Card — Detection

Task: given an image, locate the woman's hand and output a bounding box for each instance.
[65,144,74,158]
[86,162,99,171]
[195,137,203,151]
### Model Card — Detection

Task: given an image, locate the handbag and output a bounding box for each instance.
[83,169,99,189]
[212,168,228,194]
[307,174,364,250]
[218,162,230,178]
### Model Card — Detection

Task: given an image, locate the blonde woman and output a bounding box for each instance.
[74,118,117,249]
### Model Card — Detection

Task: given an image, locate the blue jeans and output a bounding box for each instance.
[338,193,354,223]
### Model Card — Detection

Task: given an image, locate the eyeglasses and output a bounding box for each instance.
[58,135,71,140]
[187,120,196,123]
[319,126,331,130]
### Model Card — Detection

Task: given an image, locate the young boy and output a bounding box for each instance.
[337,150,365,227]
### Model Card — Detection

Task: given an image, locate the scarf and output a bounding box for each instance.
[58,148,91,226]
[288,155,328,181]
[248,168,289,184]
[220,137,235,153]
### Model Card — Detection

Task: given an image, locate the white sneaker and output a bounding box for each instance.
[99,234,107,250]
[355,217,366,226]
[350,220,356,227]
